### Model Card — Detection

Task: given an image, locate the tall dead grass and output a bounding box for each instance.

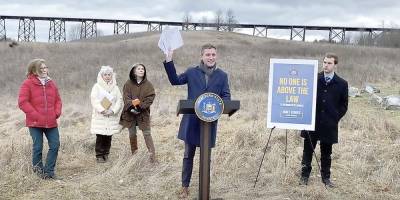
[0,31,399,199]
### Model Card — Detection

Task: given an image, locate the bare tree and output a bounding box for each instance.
[200,16,208,30]
[378,30,400,48]
[225,9,238,32]
[342,35,351,45]
[68,24,104,41]
[182,12,192,30]
[354,22,400,48]
[355,32,374,46]
[97,29,104,37]
[214,9,224,31]
[68,24,81,41]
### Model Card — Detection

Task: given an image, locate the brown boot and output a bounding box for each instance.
[129,135,138,154]
[143,135,157,163]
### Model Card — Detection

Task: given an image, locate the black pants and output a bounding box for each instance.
[301,135,333,180]
[95,134,112,158]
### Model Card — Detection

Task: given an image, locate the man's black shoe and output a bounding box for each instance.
[322,179,335,188]
[299,177,309,185]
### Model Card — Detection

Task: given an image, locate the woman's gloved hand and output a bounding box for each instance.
[103,109,114,117]
[131,99,141,107]
[130,106,141,115]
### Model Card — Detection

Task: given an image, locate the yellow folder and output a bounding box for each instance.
[100,97,112,110]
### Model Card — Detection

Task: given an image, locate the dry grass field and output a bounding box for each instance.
[0,31,399,199]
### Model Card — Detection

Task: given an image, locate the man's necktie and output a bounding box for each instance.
[325,76,331,84]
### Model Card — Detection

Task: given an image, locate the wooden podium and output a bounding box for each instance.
[177,98,240,200]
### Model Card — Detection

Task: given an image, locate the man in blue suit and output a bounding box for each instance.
[299,53,348,187]
[163,44,231,198]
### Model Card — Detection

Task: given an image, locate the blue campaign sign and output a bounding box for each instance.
[267,59,318,130]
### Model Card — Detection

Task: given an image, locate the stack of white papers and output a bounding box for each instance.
[158,27,184,54]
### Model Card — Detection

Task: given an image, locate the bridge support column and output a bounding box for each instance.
[0,18,6,41]
[114,21,129,34]
[290,27,306,41]
[80,20,97,39]
[49,19,66,42]
[329,28,346,43]
[18,18,36,42]
[147,22,162,32]
[253,26,267,37]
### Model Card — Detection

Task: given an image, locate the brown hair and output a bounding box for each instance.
[27,58,46,76]
[324,53,338,65]
[200,43,217,55]
[129,63,147,81]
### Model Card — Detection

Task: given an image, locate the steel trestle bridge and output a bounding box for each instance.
[1,15,398,43]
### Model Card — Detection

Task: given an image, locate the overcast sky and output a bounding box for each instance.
[1,0,399,41]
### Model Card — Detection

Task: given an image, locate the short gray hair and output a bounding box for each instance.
[99,65,113,75]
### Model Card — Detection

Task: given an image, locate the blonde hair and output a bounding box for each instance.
[27,58,46,76]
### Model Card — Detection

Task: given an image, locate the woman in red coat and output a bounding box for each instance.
[18,58,62,179]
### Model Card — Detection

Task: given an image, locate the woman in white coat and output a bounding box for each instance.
[90,66,123,163]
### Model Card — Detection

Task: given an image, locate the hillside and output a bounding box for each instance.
[0,31,399,200]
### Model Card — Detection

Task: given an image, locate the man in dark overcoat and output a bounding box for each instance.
[163,44,231,197]
[299,53,348,187]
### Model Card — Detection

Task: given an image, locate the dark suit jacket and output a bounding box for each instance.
[301,72,348,143]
